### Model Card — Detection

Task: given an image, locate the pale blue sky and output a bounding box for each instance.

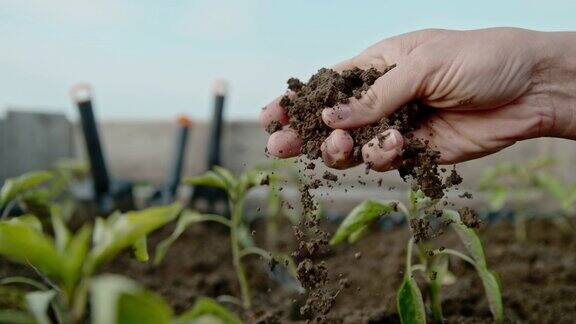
[2,0,576,121]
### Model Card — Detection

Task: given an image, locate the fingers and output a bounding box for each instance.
[362,129,404,172]
[320,129,357,169]
[322,59,424,129]
[259,92,294,129]
[266,128,302,158]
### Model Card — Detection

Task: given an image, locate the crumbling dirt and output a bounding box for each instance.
[274,66,469,319]
[459,207,481,229]
[278,66,461,200]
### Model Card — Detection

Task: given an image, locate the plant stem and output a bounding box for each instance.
[230,196,251,309]
[1,200,17,219]
[416,242,443,323]
[515,202,527,242]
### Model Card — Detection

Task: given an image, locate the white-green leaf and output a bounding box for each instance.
[86,203,182,274]
[534,172,566,201]
[173,298,241,324]
[50,205,71,252]
[212,166,238,188]
[184,172,228,191]
[330,200,396,245]
[91,274,172,324]
[117,291,172,324]
[0,309,35,324]
[154,211,230,265]
[61,225,92,292]
[6,215,43,232]
[442,210,487,267]
[25,290,57,324]
[0,171,53,208]
[477,268,504,323]
[396,275,426,324]
[488,186,508,211]
[0,220,62,278]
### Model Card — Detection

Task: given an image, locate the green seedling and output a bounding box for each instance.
[479,157,574,239]
[0,160,88,220]
[90,274,240,324]
[331,190,503,324]
[0,202,182,324]
[156,166,298,310]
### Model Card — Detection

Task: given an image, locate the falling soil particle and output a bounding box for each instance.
[322,171,338,182]
[277,66,462,200]
[459,191,473,199]
[409,218,431,243]
[459,207,481,228]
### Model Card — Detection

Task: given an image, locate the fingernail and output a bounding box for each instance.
[327,135,340,155]
[324,105,352,123]
[380,131,399,151]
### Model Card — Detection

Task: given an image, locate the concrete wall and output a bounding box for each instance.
[0,111,73,180]
[3,110,575,213]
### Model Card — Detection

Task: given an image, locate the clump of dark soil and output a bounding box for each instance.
[278,66,461,199]
[459,207,481,228]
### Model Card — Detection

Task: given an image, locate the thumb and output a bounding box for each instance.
[322,59,424,129]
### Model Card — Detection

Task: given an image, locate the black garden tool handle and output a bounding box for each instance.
[190,80,229,215]
[71,83,111,200]
[163,115,192,202]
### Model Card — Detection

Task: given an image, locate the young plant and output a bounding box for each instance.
[478,157,573,240]
[0,160,88,220]
[90,274,240,324]
[330,190,503,324]
[156,166,298,310]
[0,202,181,324]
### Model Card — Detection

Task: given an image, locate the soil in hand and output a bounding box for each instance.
[278,66,463,199]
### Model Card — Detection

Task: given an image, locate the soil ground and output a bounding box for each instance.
[104,217,576,323]
[1,217,574,323]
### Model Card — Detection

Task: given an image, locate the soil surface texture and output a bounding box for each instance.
[108,218,576,323]
[2,217,575,323]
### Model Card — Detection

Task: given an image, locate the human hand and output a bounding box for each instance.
[260,28,576,171]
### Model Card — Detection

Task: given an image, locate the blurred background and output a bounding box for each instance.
[2,0,576,213]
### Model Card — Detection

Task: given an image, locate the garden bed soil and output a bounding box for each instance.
[103,217,576,323]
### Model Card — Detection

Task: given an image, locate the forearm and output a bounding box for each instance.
[538,31,576,139]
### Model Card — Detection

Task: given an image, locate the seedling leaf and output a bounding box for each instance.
[330,200,395,245]
[487,186,508,211]
[0,171,53,208]
[173,297,242,324]
[50,205,71,252]
[0,218,62,278]
[0,309,35,324]
[476,268,504,324]
[91,274,171,324]
[61,225,92,292]
[154,211,230,265]
[212,166,238,188]
[396,275,426,324]
[442,210,486,267]
[25,290,57,324]
[117,291,172,324]
[184,172,228,191]
[86,203,181,274]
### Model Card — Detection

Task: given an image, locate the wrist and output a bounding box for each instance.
[535,31,576,139]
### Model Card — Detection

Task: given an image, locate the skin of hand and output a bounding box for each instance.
[260,28,576,171]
